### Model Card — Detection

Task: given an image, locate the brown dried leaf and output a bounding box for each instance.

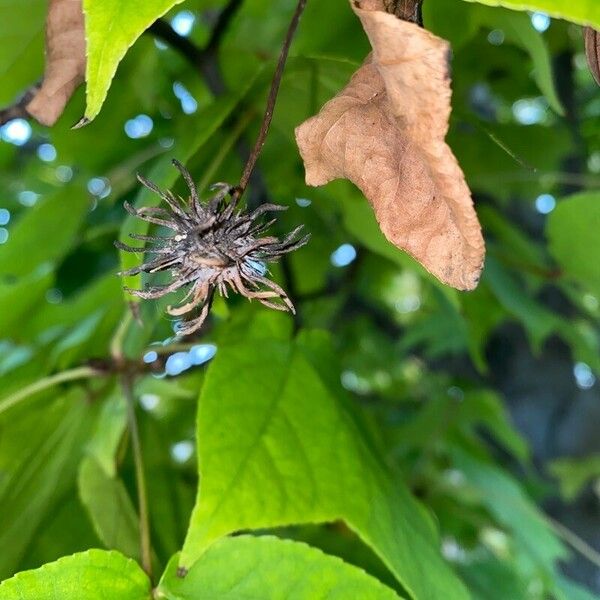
[584,27,600,86]
[295,0,484,290]
[383,0,421,22]
[26,0,86,126]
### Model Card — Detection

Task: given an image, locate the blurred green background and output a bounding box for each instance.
[0,0,599,598]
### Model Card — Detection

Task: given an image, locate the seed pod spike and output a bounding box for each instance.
[117,161,309,335]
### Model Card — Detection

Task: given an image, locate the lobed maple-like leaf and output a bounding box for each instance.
[295,0,485,290]
[26,0,86,126]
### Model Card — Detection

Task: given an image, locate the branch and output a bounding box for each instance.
[235,0,308,197]
[149,2,270,209]
[204,0,244,57]
[149,0,243,95]
[150,1,307,312]
[0,366,101,416]
[546,513,600,570]
[0,83,40,127]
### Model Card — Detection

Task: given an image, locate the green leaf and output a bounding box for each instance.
[18,496,101,573]
[423,0,480,49]
[0,0,45,105]
[85,390,127,478]
[141,414,196,564]
[78,457,140,560]
[83,0,184,120]
[159,536,402,599]
[25,274,123,338]
[555,576,599,600]
[0,266,53,339]
[0,391,96,579]
[478,205,550,272]
[0,549,151,600]
[451,447,567,573]
[547,192,600,298]
[0,188,89,278]
[484,255,559,349]
[426,0,568,116]
[548,455,600,501]
[458,553,529,600]
[461,390,529,462]
[50,311,106,369]
[180,329,469,600]
[476,8,563,115]
[459,0,600,29]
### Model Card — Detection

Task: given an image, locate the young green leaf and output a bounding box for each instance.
[78,457,140,561]
[0,0,45,105]
[0,188,89,278]
[0,549,151,600]
[0,267,53,339]
[457,0,600,29]
[475,7,564,115]
[159,536,403,599]
[483,255,561,350]
[82,0,184,121]
[84,390,127,477]
[180,328,469,600]
[451,447,568,575]
[549,455,600,501]
[547,192,600,298]
[0,391,97,580]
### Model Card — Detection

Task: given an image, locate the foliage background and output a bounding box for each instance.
[0,0,599,598]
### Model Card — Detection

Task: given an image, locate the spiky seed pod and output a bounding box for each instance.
[116,160,310,335]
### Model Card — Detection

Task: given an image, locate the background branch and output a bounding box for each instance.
[0,83,40,127]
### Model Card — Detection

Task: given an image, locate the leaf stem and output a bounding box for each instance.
[545,513,600,569]
[121,374,152,578]
[236,0,308,197]
[110,309,133,361]
[0,366,100,416]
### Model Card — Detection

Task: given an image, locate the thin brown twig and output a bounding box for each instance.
[148,0,243,94]
[149,1,271,211]
[0,366,101,416]
[149,1,305,316]
[235,0,308,198]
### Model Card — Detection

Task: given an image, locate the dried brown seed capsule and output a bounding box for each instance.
[116,160,309,335]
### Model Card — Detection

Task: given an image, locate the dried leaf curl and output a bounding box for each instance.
[295,0,485,290]
[26,0,86,126]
